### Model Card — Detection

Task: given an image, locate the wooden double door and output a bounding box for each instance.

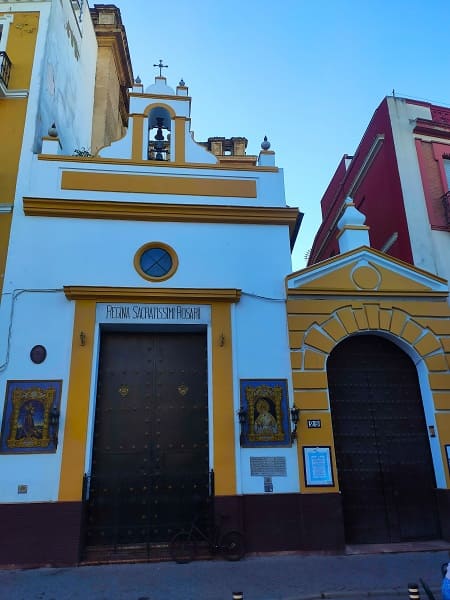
[328,335,440,544]
[85,330,209,548]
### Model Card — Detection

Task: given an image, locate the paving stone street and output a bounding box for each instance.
[0,549,448,600]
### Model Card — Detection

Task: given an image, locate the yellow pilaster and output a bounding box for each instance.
[174,116,186,163]
[58,300,96,501]
[131,114,144,161]
[211,302,236,495]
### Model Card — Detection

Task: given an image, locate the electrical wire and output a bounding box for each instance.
[0,288,64,372]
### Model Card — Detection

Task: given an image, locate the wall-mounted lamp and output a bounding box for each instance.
[290,405,300,442]
[49,404,60,448]
[237,407,247,445]
[80,331,86,346]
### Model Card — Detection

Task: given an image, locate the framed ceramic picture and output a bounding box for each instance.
[239,379,290,447]
[0,380,62,454]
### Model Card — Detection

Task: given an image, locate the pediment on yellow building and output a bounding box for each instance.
[287,246,448,297]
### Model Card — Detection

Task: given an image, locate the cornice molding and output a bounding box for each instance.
[36,154,279,173]
[22,199,298,224]
[129,92,191,102]
[287,289,448,299]
[63,286,242,303]
[95,30,133,88]
[414,119,450,141]
[23,197,300,242]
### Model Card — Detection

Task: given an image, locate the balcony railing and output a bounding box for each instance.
[0,51,11,89]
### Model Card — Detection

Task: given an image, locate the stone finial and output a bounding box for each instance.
[135,75,141,84]
[48,122,58,138]
[179,78,185,86]
[337,198,371,253]
[258,136,275,166]
[261,136,271,150]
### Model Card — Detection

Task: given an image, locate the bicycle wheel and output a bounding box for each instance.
[169,530,196,564]
[220,530,245,561]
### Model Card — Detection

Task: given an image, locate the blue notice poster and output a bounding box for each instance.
[303,446,334,487]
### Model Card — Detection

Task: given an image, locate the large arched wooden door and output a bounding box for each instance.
[328,335,440,544]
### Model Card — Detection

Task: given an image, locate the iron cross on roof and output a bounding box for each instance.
[153,59,168,77]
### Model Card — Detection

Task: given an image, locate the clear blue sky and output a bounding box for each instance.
[112,0,450,270]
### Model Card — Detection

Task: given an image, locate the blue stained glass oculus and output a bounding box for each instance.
[139,247,173,278]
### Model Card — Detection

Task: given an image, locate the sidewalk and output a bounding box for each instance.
[0,549,448,600]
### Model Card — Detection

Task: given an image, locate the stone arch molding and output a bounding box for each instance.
[143,102,177,118]
[302,304,444,369]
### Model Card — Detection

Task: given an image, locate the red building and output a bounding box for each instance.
[309,96,450,284]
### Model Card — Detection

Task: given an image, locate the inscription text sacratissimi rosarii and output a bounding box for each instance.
[105,304,202,321]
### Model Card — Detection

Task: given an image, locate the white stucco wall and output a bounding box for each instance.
[3,0,97,161]
[0,291,74,502]
[33,0,97,154]
[388,97,439,275]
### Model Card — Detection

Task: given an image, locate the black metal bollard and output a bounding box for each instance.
[232,594,244,600]
[408,583,420,599]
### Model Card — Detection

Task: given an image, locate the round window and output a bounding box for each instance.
[134,242,178,281]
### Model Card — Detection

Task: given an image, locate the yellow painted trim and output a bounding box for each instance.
[436,413,450,488]
[0,212,12,296]
[37,154,279,173]
[133,241,179,282]
[132,114,144,161]
[143,102,177,118]
[336,225,370,240]
[58,300,96,501]
[174,117,186,163]
[61,171,257,198]
[287,246,448,286]
[23,198,299,239]
[287,289,448,299]
[129,92,191,103]
[63,286,242,303]
[211,302,236,495]
[218,156,258,167]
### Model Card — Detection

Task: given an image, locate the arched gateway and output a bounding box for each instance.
[328,334,440,544]
[286,239,450,551]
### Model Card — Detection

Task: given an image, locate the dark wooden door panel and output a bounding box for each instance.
[86,331,209,547]
[328,335,439,544]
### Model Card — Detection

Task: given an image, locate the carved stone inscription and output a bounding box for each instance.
[250,456,287,477]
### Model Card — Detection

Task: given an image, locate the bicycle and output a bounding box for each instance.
[169,514,245,564]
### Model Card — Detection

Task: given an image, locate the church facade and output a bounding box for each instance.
[0,1,449,567]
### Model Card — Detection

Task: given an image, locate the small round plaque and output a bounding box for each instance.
[30,345,47,364]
